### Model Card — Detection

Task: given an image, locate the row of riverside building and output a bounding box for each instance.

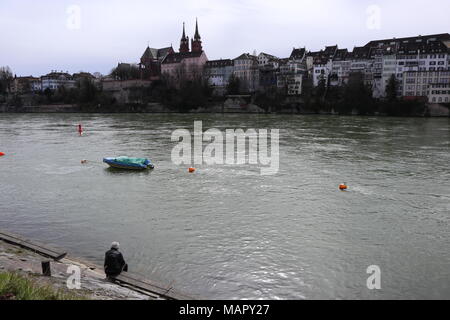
[8,21,450,104]
[9,72,99,94]
[139,25,450,103]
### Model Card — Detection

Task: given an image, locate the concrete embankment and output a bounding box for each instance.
[427,103,450,117]
[0,231,191,300]
[1,101,448,116]
[0,104,80,113]
[0,240,149,300]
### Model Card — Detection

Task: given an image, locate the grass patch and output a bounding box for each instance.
[0,272,88,300]
[6,248,24,255]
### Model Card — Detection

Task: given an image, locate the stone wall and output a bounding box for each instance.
[427,104,450,117]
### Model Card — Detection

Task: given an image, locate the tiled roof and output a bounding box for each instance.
[324,45,338,58]
[73,72,95,79]
[397,40,448,54]
[351,46,371,60]
[14,76,40,81]
[162,51,204,64]
[333,49,349,61]
[42,72,72,79]
[259,52,278,59]
[290,48,306,59]
[364,33,450,48]
[234,53,258,61]
[141,46,173,61]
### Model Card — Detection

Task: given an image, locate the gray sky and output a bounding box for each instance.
[1,0,449,76]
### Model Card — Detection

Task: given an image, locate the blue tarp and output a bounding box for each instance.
[103,156,152,169]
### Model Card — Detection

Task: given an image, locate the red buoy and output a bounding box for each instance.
[0,152,5,157]
[339,184,348,191]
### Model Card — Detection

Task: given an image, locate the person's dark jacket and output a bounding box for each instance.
[104,248,126,277]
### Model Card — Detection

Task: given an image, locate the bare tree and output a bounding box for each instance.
[0,66,13,94]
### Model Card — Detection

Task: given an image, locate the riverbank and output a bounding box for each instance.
[1,101,449,116]
[0,237,158,300]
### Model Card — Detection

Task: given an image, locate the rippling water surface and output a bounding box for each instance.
[0,113,449,299]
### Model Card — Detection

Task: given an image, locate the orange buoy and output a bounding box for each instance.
[339,184,348,191]
[0,152,5,157]
[189,168,196,173]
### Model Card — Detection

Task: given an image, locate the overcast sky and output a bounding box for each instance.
[1,0,449,76]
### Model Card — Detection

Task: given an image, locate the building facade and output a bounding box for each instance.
[41,72,76,91]
[204,59,234,95]
[10,76,41,93]
[403,70,450,101]
[428,83,450,103]
[276,48,307,95]
[330,49,350,86]
[258,52,278,67]
[233,53,259,93]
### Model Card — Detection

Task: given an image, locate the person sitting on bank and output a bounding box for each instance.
[104,242,128,279]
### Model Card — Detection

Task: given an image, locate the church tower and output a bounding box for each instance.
[179,22,190,53]
[191,19,203,53]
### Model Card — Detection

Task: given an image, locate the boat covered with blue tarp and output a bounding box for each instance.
[103,156,154,170]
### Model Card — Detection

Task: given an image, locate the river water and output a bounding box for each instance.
[0,113,449,299]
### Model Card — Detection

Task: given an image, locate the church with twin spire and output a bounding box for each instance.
[179,20,203,54]
[161,20,208,81]
[139,19,207,81]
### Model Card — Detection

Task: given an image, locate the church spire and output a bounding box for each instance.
[191,18,203,53]
[194,18,201,40]
[182,22,187,40]
[179,22,190,53]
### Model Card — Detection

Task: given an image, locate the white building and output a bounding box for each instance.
[364,33,450,97]
[380,53,397,97]
[30,78,42,92]
[258,52,278,67]
[428,83,450,103]
[313,59,332,87]
[41,72,76,91]
[330,49,350,86]
[287,75,303,96]
[403,70,450,99]
[310,46,338,87]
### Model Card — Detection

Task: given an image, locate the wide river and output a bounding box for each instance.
[0,113,449,299]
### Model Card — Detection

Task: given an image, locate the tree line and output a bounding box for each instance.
[2,64,428,116]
